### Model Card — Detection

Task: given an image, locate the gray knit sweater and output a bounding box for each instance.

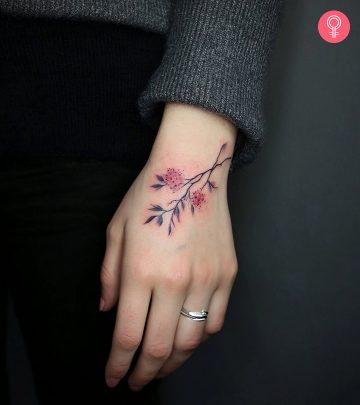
[0,0,284,173]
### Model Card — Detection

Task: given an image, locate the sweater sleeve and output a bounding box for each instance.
[136,0,284,174]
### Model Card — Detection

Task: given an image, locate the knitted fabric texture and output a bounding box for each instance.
[0,0,284,173]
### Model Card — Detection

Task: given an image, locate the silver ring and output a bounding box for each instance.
[180,307,208,321]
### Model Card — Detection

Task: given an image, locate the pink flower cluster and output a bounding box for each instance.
[164,168,184,192]
[190,189,206,208]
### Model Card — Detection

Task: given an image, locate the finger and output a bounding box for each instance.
[127,274,188,390]
[157,273,235,378]
[201,283,232,342]
[105,272,152,387]
[155,281,213,378]
[201,263,237,343]
[99,222,125,311]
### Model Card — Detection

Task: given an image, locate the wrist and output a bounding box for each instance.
[146,102,236,174]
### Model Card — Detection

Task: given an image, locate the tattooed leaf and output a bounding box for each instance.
[191,204,195,215]
[156,175,165,182]
[144,215,157,224]
[181,200,185,210]
[207,181,212,192]
[171,216,175,227]
[175,206,180,221]
[156,215,163,226]
[168,223,172,235]
[149,204,164,211]
[151,184,165,189]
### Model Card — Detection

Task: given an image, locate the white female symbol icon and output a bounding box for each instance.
[318,10,350,43]
[327,15,342,38]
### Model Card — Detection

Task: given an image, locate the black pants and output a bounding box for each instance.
[0,157,161,404]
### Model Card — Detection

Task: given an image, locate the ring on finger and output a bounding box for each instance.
[180,307,208,321]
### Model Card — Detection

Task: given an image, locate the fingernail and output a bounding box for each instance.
[106,377,120,388]
[99,297,105,311]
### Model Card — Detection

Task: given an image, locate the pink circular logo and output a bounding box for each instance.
[318,10,350,43]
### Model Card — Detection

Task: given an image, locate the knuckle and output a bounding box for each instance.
[143,342,172,361]
[162,268,191,290]
[113,332,141,352]
[195,258,218,285]
[194,267,215,287]
[231,258,239,274]
[106,222,120,242]
[134,265,155,284]
[175,337,202,353]
[223,261,238,284]
[229,266,239,282]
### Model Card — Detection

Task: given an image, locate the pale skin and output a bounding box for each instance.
[99,101,239,391]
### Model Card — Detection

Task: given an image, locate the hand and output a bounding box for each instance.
[99,102,239,391]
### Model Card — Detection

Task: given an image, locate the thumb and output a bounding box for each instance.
[99,223,125,311]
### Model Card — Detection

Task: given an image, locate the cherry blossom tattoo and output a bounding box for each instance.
[144,142,232,235]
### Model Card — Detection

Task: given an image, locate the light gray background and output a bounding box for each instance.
[7,1,360,403]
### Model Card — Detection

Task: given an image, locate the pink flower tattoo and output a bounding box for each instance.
[190,189,206,208]
[163,168,185,192]
[144,143,232,235]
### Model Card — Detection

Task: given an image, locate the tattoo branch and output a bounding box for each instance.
[144,143,232,235]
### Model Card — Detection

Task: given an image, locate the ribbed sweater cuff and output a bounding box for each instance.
[137,0,284,174]
[0,0,170,32]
